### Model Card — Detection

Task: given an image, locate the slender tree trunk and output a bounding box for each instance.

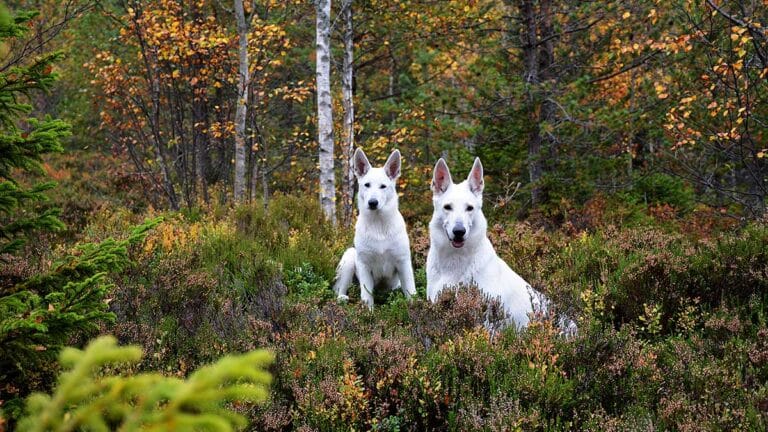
[539,0,556,163]
[341,1,355,227]
[519,0,543,207]
[261,136,270,209]
[132,7,178,210]
[316,0,336,224]
[250,147,259,202]
[196,100,210,204]
[233,0,249,203]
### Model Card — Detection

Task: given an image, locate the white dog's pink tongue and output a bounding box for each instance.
[451,240,465,248]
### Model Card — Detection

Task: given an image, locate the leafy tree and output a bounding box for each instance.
[87,0,311,209]
[18,335,274,431]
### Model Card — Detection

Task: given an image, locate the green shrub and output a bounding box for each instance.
[0,219,158,420]
[18,335,273,431]
[284,262,332,300]
[630,172,695,211]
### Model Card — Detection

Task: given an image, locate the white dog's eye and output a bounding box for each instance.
[443,204,452,211]
[379,184,386,189]
[364,183,370,188]
[466,205,474,211]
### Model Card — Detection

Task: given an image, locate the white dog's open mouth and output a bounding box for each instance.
[451,239,465,248]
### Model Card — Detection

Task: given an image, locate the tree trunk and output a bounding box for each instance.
[341,1,355,227]
[519,0,543,207]
[250,148,259,202]
[316,0,336,224]
[132,7,178,210]
[233,0,249,203]
[538,0,556,166]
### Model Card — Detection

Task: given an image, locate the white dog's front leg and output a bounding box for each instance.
[397,257,416,298]
[425,265,438,302]
[356,261,375,310]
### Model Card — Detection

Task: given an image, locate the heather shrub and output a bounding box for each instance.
[45,192,768,431]
[549,225,768,332]
[232,194,347,279]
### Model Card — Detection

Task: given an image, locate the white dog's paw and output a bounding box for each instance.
[336,294,349,303]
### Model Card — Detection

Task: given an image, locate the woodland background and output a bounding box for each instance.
[1,0,767,430]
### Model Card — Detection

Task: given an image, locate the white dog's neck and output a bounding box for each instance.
[357,205,403,233]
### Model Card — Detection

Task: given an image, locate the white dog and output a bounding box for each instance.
[334,148,416,308]
[426,157,546,328]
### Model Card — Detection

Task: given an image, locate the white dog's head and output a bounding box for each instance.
[430,157,486,249]
[353,148,401,213]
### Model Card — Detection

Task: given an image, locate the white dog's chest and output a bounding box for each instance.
[354,217,410,283]
[428,253,485,287]
[357,242,402,277]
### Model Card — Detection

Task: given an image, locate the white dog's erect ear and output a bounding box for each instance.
[467,157,484,195]
[383,149,401,180]
[353,148,372,178]
[431,158,453,195]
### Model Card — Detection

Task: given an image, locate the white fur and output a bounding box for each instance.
[426,157,545,328]
[333,148,416,308]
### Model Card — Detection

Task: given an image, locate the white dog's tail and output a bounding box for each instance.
[527,285,578,337]
[333,248,356,300]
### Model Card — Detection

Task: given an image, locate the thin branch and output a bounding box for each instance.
[587,50,660,84]
[705,0,767,41]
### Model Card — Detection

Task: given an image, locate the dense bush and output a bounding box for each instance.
[548,224,768,331]
[0,219,158,421]
[10,176,767,430]
[88,201,768,430]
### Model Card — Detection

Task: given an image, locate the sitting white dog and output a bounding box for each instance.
[426,157,546,328]
[333,148,416,308]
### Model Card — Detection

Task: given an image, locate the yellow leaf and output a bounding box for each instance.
[622,11,631,19]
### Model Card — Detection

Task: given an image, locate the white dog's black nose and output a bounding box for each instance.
[368,198,379,209]
[452,225,466,239]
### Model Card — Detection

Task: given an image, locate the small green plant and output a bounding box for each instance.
[18,335,274,432]
[284,262,332,300]
[639,303,662,337]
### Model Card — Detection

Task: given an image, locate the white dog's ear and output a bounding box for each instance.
[431,158,452,195]
[383,149,401,180]
[467,157,484,195]
[353,148,372,178]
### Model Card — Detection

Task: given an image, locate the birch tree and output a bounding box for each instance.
[340,0,355,227]
[233,0,249,202]
[316,0,336,224]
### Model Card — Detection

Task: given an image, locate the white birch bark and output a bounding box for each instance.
[316,0,336,224]
[233,0,249,202]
